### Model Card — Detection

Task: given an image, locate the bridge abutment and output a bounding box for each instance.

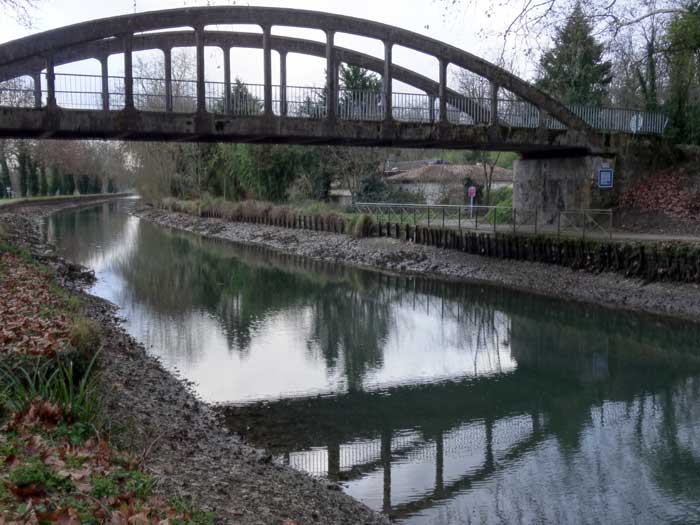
[513,155,607,221]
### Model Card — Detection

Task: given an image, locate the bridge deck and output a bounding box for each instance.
[0,7,668,152]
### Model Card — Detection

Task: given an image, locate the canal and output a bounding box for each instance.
[47,201,700,524]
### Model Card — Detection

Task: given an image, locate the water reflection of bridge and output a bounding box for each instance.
[222,342,697,521]
[281,414,540,518]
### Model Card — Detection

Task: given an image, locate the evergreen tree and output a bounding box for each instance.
[0,156,10,198]
[77,174,90,194]
[314,65,383,119]
[48,165,60,196]
[296,95,325,119]
[337,65,383,120]
[27,159,39,196]
[91,175,102,194]
[62,172,75,195]
[536,2,612,106]
[666,7,700,145]
[38,164,48,196]
[107,178,116,194]
[18,149,28,197]
[340,64,382,92]
[231,79,263,116]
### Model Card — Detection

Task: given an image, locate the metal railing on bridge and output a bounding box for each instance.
[355,202,614,240]
[0,72,668,135]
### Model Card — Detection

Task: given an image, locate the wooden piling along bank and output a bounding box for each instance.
[172,200,700,284]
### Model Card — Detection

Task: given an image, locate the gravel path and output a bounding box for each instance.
[1,203,390,525]
[135,204,700,325]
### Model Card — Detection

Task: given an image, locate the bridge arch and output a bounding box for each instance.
[0,6,591,135]
[0,31,491,122]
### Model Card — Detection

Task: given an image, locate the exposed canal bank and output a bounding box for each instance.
[0,199,390,525]
[135,203,700,325]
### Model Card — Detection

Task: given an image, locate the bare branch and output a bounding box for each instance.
[1,0,43,29]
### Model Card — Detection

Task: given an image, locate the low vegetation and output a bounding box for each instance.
[484,186,514,224]
[159,196,374,238]
[0,244,213,523]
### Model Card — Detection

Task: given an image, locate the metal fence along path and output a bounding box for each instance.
[355,202,614,240]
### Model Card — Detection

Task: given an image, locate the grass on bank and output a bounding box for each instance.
[0,243,213,523]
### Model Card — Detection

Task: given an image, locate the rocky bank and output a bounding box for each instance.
[135,203,700,325]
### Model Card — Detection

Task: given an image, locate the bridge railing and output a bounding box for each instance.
[0,72,668,135]
[393,92,434,123]
[355,202,614,240]
[338,88,383,121]
[285,85,325,118]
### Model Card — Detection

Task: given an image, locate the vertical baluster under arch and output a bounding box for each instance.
[164,47,173,113]
[326,30,337,122]
[438,58,447,123]
[490,83,499,126]
[32,71,41,109]
[46,55,56,110]
[99,55,109,111]
[280,50,287,117]
[123,34,134,111]
[195,26,206,113]
[223,47,231,114]
[263,25,273,116]
[383,41,393,122]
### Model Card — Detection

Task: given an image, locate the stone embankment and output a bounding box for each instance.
[0,199,390,525]
[136,203,700,325]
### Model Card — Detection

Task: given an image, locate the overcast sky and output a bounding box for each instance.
[0,0,532,91]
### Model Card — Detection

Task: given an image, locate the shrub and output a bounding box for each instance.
[488,185,513,206]
[484,187,514,224]
[69,317,102,354]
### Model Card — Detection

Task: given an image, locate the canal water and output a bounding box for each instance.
[47,201,700,524]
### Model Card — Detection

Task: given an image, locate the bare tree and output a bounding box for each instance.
[456,68,505,204]
[324,146,384,202]
[128,51,202,201]
[0,77,33,107]
[134,49,198,112]
[2,0,42,28]
[435,0,690,45]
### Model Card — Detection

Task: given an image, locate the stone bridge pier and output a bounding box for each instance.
[513,154,609,223]
[513,137,674,223]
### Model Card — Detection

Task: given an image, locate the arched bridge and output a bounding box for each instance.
[0,7,666,154]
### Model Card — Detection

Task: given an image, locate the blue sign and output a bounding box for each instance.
[598,168,614,189]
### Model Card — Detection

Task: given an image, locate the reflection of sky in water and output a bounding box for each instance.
[47,202,700,524]
[91,263,514,403]
[364,308,514,390]
[48,203,515,404]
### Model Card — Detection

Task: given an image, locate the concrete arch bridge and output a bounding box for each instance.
[0,7,668,210]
